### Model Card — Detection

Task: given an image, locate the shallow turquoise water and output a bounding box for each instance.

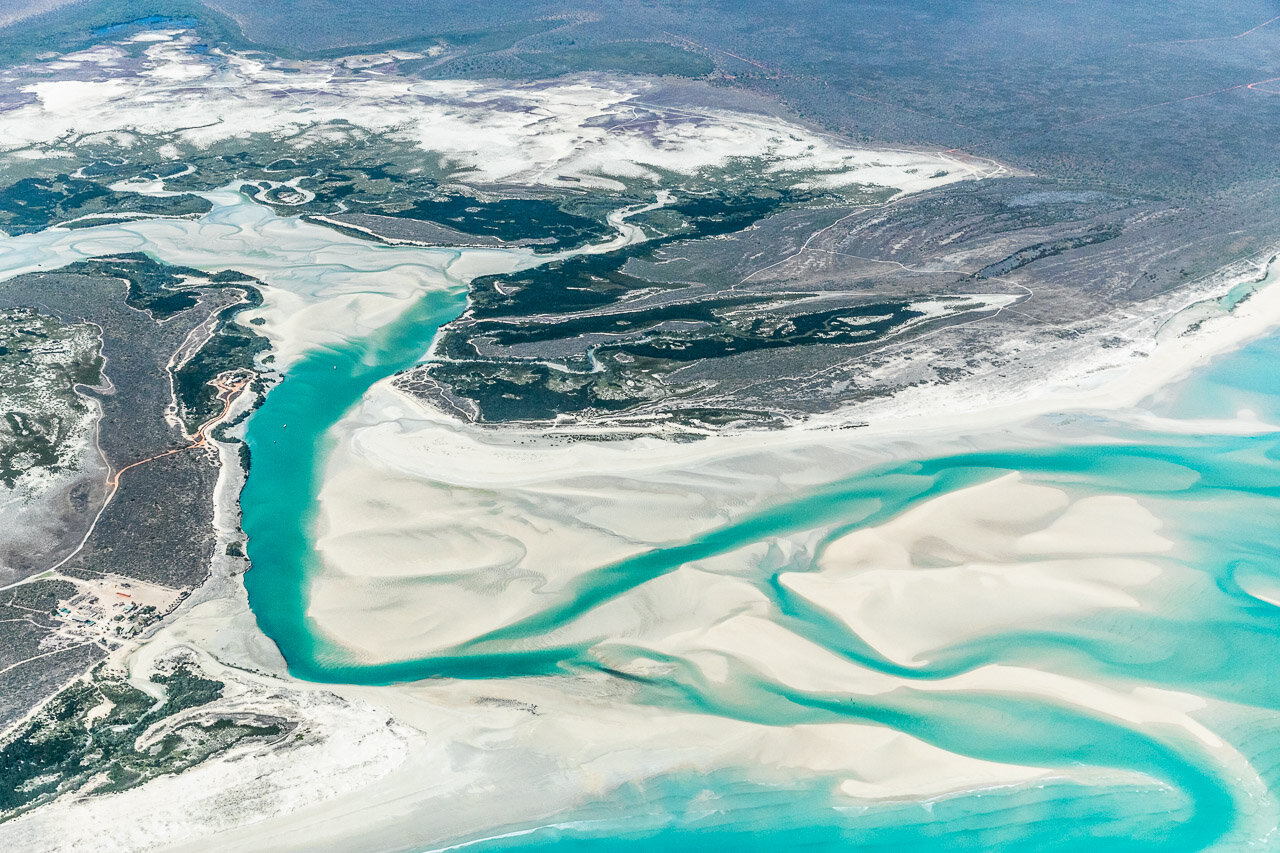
[2,174,1268,849]
[240,271,1280,849]
[240,275,468,675]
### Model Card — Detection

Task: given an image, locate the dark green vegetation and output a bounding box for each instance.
[408,183,916,425]
[480,190,836,318]
[61,253,204,319]
[975,227,1124,280]
[0,658,290,821]
[0,308,102,488]
[242,168,618,252]
[0,175,210,236]
[51,254,269,427]
[0,256,268,736]
[0,131,630,257]
[6,579,78,614]
[174,281,268,432]
[384,194,613,249]
[402,167,1280,427]
[0,145,618,255]
[229,154,450,218]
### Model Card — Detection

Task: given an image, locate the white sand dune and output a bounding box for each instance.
[781,475,1172,667]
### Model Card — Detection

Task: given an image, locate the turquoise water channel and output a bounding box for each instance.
[2,178,1271,849]
[238,269,1280,849]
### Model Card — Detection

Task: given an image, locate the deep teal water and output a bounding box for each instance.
[240,276,1280,849]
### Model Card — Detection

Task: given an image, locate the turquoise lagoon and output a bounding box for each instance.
[237,247,1280,851]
